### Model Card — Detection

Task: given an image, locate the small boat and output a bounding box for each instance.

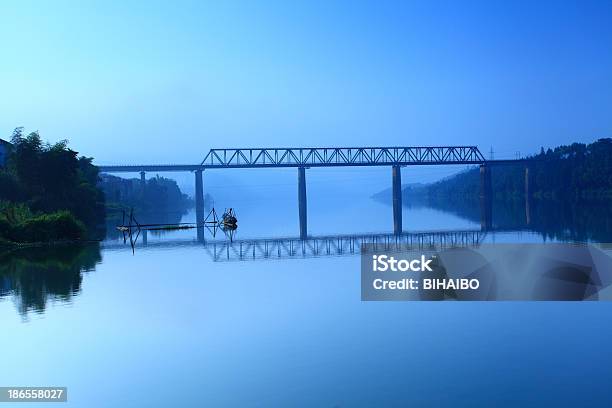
[221,208,238,229]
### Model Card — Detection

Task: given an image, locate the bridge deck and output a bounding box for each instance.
[97,146,532,172]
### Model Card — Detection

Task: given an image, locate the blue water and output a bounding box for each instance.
[1,186,611,407]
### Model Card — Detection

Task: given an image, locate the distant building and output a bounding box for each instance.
[0,138,12,167]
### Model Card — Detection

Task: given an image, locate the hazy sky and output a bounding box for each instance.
[1,0,611,170]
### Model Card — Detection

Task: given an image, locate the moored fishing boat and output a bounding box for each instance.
[221,208,237,229]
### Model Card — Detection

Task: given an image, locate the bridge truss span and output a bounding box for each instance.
[200,146,486,168]
[205,230,486,262]
[101,230,487,261]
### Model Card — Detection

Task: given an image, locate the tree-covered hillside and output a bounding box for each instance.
[427,138,612,200]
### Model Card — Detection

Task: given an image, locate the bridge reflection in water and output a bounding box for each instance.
[102,229,486,262]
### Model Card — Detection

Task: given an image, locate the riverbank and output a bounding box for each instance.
[0,205,87,244]
[0,129,105,246]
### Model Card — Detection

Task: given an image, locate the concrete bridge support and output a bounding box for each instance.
[140,171,146,188]
[195,169,205,224]
[525,166,531,225]
[392,165,403,234]
[298,167,307,239]
[480,164,492,230]
[197,225,205,243]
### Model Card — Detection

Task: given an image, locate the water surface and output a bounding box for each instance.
[2,187,612,407]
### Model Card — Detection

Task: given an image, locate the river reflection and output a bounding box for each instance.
[2,197,612,317]
[3,195,612,407]
[0,244,101,316]
[424,197,612,242]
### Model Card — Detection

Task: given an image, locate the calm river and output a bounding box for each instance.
[2,182,612,407]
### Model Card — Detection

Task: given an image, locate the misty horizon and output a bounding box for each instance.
[2,1,611,168]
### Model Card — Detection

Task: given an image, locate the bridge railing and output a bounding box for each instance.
[201,146,486,168]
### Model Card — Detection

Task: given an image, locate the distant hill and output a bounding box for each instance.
[99,174,201,214]
[428,138,612,201]
[371,182,427,202]
[374,138,612,204]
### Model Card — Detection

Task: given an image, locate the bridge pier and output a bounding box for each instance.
[197,225,205,243]
[480,164,492,230]
[392,165,402,234]
[298,167,307,239]
[195,170,205,237]
[140,171,146,188]
[525,166,531,225]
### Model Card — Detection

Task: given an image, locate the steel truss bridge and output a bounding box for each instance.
[101,229,486,262]
[98,146,531,237]
[200,146,488,168]
[98,146,492,172]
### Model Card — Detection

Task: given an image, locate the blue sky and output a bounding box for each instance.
[1,0,611,179]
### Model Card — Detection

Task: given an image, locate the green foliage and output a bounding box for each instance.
[0,127,106,242]
[0,170,24,201]
[425,138,612,200]
[0,204,86,243]
[16,211,86,242]
[0,201,33,224]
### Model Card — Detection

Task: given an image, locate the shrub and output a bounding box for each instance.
[10,211,86,243]
[0,218,11,241]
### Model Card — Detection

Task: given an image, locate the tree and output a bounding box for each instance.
[3,127,105,227]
